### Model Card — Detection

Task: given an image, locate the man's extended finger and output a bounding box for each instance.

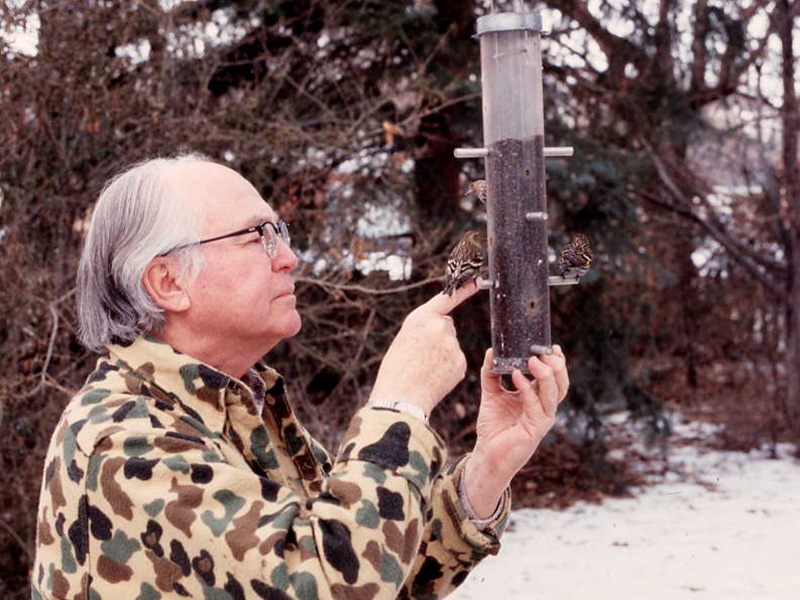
[527,356,559,417]
[541,350,569,402]
[423,279,480,316]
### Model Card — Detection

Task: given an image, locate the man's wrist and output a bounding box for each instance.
[458,468,503,529]
[368,399,429,423]
[462,456,508,519]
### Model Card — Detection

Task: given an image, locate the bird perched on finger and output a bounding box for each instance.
[444,229,484,296]
[463,179,487,204]
[558,234,593,279]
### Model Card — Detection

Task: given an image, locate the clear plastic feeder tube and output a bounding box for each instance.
[477,10,551,374]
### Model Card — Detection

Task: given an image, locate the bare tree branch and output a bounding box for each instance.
[690,0,709,96]
[542,0,647,71]
[640,140,785,297]
[295,275,444,296]
[636,190,784,297]
[0,518,31,562]
[645,139,785,271]
[654,0,677,77]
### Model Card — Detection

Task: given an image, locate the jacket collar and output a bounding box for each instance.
[105,336,282,436]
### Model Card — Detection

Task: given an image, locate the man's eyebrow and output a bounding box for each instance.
[242,215,275,228]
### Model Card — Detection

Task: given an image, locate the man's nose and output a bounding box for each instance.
[272,238,298,271]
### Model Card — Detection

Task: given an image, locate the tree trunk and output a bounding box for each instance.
[786,253,800,436]
[668,139,701,388]
[777,0,800,435]
[412,0,477,236]
[676,233,699,387]
[412,111,462,233]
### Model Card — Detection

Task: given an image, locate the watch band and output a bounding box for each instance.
[368,399,428,423]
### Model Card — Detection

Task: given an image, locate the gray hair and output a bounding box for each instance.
[77,153,212,352]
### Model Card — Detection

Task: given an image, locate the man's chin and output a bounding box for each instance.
[284,311,303,338]
[259,309,302,346]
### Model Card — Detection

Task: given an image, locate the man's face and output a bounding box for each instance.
[176,163,301,353]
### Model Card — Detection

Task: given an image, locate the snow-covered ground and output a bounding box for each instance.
[452,414,800,600]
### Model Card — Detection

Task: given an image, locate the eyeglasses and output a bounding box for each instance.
[162,219,291,258]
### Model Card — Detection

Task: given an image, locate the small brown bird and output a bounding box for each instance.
[558,234,593,279]
[444,229,484,295]
[463,179,487,204]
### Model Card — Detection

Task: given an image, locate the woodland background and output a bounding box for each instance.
[1,0,798,597]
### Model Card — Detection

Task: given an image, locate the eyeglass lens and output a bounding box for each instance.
[261,221,291,257]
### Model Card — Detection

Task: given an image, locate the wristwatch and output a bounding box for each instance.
[368,399,428,423]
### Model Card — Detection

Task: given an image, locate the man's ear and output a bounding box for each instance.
[142,257,192,313]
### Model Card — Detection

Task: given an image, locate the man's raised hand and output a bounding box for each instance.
[369,281,480,415]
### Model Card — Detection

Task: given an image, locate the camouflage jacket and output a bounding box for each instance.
[33,336,510,600]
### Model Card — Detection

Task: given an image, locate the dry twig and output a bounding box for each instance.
[295,275,442,296]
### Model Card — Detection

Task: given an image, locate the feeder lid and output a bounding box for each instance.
[476,12,542,36]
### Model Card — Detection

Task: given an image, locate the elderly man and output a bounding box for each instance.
[33,154,568,600]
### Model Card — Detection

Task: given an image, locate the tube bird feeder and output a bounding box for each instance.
[455,6,573,374]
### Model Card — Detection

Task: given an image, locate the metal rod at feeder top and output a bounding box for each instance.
[477,9,551,375]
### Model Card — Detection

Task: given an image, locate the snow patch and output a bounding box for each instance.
[452,414,800,600]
